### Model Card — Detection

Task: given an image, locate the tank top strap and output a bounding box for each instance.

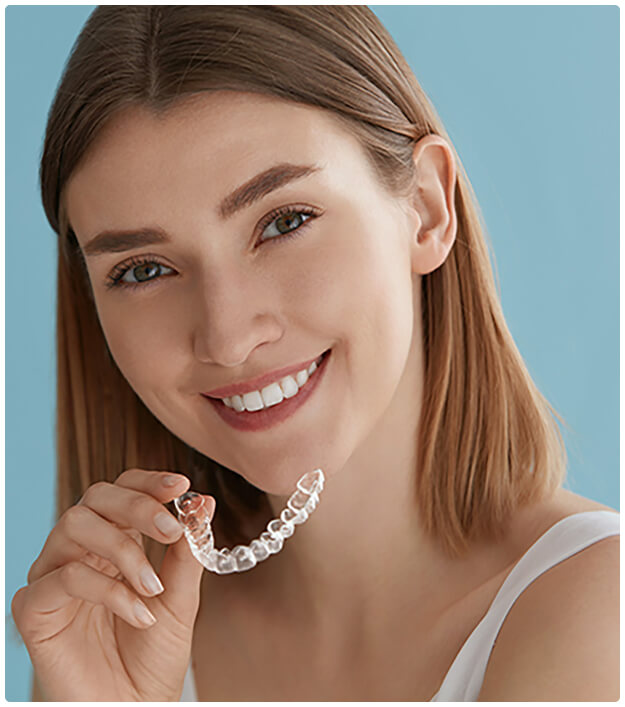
[180,659,197,701]
[431,510,619,701]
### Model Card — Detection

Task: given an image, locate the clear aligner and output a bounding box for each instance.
[173,468,325,574]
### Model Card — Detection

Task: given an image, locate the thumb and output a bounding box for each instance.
[157,495,216,627]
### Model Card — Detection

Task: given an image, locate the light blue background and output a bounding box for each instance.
[5,5,619,700]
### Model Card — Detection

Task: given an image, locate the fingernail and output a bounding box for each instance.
[163,475,185,487]
[140,567,164,596]
[134,600,157,626]
[154,511,182,537]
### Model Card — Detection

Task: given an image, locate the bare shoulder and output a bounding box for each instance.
[548,487,617,515]
[478,494,619,701]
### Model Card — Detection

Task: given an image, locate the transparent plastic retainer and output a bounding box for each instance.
[174,468,325,574]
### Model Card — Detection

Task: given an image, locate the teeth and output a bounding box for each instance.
[279,375,299,399]
[241,390,264,412]
[295,369,309,387]
[221,355,325,412]
[231,395,245,412]
[260,382,284,408]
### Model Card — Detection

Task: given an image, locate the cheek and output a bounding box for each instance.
[281,210,399,319]
[328,214,413,336]
[283,234,415,421]
[96,299,179,393]
[337,221,415,399]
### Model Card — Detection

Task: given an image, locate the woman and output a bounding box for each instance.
[11,6,618,701]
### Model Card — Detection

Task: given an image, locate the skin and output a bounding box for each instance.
[63,91,613,698]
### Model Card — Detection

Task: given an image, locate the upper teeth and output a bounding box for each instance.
[222,357,322,412]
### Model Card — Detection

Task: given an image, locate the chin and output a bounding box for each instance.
[222,451,331,498]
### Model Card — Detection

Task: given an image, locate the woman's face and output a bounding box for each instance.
[65,91,426,495]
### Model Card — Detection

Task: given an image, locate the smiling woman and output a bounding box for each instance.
[12,5,618,703]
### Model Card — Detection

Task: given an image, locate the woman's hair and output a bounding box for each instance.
[40,5,568,565]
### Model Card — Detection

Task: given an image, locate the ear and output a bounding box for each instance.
[403,135,458,275]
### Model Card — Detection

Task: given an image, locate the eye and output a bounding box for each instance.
[257,206,318,245]
[105,256,174,290]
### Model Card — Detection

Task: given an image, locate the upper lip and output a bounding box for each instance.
[202,351,327,399]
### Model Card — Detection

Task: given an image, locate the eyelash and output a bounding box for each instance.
[104,205,319,290]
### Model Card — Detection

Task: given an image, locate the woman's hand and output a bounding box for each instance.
[11,469,215,701]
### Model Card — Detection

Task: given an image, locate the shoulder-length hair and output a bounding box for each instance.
[40,5,567,564]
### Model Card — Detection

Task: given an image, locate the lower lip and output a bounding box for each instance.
[202,350,331,432]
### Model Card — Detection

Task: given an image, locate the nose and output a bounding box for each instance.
[192,270,284,366]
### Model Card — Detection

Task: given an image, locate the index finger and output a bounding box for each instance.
[113,469,191,501]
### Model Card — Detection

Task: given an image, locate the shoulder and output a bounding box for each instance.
[477,517,619,701]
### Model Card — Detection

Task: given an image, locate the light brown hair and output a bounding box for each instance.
[40,5,568,565]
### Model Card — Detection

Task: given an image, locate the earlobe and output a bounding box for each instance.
[407,135,458,276]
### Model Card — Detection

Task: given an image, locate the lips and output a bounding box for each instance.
[203,351,327,400]
[202,349,331,432]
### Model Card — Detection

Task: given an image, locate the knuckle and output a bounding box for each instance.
[60,560,83,584]
[26,561,39,585]
[60,559,92,591]
[108,576,129,602]
[116,469,135,484]
[82,481,109,502]
[126,528,144,546]
[62,504,92,530]
[127,493,152,518]
[115,532,142,558]
[11,586,28,623]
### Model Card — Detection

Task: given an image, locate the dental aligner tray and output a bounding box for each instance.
[174,469,324,574]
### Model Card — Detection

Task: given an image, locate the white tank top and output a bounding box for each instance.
[180,509,619,701]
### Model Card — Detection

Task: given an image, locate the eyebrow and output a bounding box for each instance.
[81,162,322,257]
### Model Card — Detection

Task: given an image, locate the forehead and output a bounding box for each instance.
[65,92,371,223]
